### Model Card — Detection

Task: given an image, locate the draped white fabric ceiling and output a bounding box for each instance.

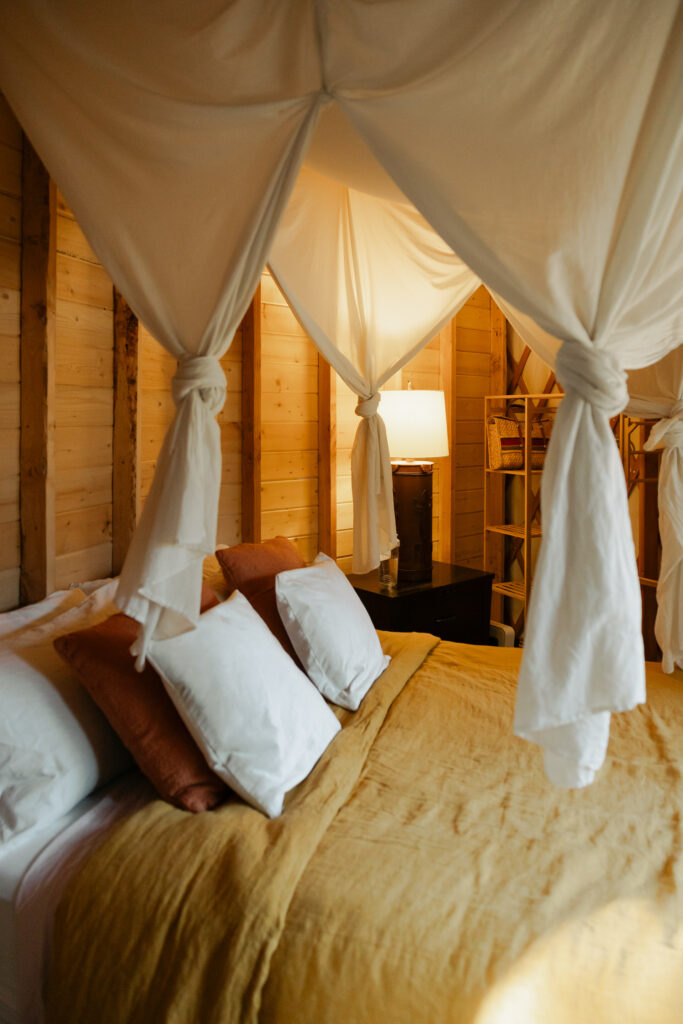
[1,0,681,788]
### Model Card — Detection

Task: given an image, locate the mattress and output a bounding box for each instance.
[0,773,151,1024]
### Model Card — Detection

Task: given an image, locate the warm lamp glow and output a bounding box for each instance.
[380,390,449,460]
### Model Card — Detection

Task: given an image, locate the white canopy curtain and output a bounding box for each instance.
[1,0,682,787]
[496,299,683,678]
[0,1,324,662]
[269,163,480,572]
[628,346,683,675]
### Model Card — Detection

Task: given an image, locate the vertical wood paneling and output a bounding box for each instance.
[260,270,319,562]
[54,194,114,589]
[317,355,336,558]
[241,286,261,543]
[112,289,140,572]
[20,138,56,603]
[0,95,22,609]
[451,286,492,570]
[486,299,507,617]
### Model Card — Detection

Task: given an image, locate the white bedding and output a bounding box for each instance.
[0,774,152,1024]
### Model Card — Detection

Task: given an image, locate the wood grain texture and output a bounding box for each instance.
[112,289,140,572]
[241,286,261,543]
[20,138,56,603]
[318,355,337,558]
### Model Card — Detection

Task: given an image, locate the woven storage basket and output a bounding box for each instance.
[529,420,549,469]
[487,415,523,470]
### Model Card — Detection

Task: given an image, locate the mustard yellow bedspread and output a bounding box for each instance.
[47,636,683,1024]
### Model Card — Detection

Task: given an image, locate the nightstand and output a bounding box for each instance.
[347,561,493,645]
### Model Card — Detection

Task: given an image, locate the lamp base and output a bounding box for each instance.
[392,462,433,584]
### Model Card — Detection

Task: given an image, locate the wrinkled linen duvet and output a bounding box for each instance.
[47,633,683,1024]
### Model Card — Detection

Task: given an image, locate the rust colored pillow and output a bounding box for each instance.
[215,537,305,662]
[53,584,228,813]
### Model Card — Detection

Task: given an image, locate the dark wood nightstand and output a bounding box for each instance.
[347,561,493,645]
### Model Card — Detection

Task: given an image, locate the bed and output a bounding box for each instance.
[2,548,682,1024]
[30,635,683,1024]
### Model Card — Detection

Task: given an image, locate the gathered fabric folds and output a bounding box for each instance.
[1,0,682,783]
[118,357,226,666]
[514,341,646,786]
[270,165,479,571]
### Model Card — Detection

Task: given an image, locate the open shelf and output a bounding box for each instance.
[492,580,526,601]
[486,523,542,539]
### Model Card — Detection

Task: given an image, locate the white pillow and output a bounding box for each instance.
[147,591,340,818]
[0,582,133,844]
[275,553,391,711]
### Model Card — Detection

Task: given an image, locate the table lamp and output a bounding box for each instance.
[380,389,449,584]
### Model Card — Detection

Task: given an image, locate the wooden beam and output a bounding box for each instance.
[241,284,262,542]
[20,137,56,603]
[317,355,337,558]
[487,300,507,619]
[439,322,454,564]
[112,288,140,573]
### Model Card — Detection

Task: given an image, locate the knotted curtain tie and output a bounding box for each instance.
[355,393,380,418]
[172,354,226,414]
[644,400,683,452]
[555,341,628,417]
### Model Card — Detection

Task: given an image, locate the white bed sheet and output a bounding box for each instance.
[0,773,152,1024]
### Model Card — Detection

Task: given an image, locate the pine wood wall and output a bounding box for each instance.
[54,194,114,587]
[0,95,22,610]
[1,119,507,610]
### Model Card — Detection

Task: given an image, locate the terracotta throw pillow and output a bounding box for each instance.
[215,537,306,662]
[53,584,228,813]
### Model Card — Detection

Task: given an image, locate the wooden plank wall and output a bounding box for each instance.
[450,286,499,569]
[0,94,21,609]
[54,193,114,588]
[2,143,510,608]
[260,270,319,563]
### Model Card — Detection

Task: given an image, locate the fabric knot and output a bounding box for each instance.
[355,393,380,418]
[644,411,683,452]
[555,342,628,417]
[172,355,226,414]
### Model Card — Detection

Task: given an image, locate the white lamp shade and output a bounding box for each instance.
[380,390,449,460]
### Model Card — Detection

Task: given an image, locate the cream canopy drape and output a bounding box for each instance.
[1,0,682,788]
[269,164,480,572]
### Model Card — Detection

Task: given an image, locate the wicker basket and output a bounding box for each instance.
[487,415,523,470]
[528,420,550,469]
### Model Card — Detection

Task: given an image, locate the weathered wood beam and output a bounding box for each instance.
[439,321,454,564]
[20,138,56,603]
[317,355,337,558]
[241,284,262,543]
[112,288,140,573]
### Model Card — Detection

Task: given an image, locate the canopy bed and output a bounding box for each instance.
[0,1,682,1021]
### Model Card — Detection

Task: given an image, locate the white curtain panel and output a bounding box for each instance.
[325,1,683,786]
[270,166,480,571]
[494,294,683,679]
[0,1,323,661]
[1,0,682,786]
[628,346,683,674]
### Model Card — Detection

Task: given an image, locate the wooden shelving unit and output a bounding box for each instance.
[483,393,562,636]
